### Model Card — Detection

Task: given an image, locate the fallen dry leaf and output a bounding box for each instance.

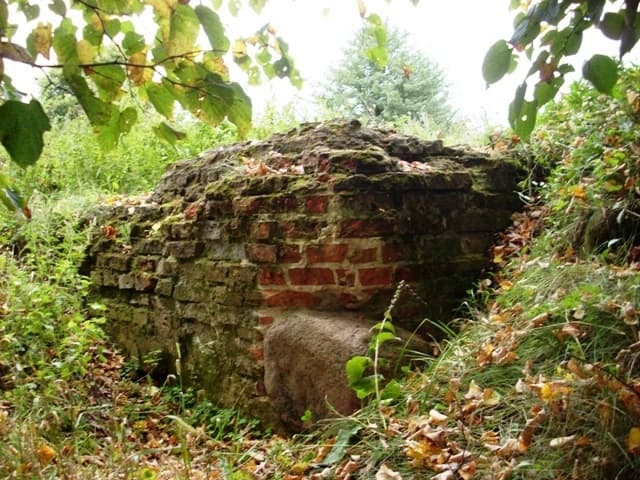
[375,463,402,480]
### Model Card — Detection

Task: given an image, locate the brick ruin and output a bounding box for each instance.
[83,121,522,430]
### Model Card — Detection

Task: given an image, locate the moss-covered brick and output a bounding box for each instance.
[304,195,330,214]
[134,239,165,255]
[338,219,395,238]
[170,222,196,240]
[134,273,157,292]
[246,243,277,263]
[96,253,131,272]
[155,278,174,296]
[281,220,326,239]
[156,257,179,276]
[173,281,209,302]
[118,273,134,289]
[164,241,204,258]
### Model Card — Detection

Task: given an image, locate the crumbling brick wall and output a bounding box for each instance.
[84,121,522,428]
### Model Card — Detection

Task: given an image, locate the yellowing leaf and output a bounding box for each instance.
[36,443,56,465]
[32,23,52,59]
[128,51,152,86]
[499,279,513,290]
[536,380,573,401]
[627,427,640,454]
[568,184,586,199]
[76,39,96,64]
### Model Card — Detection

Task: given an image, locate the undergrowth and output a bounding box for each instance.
[1,66,640,478]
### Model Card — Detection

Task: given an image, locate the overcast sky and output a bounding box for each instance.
[6,0,633,128]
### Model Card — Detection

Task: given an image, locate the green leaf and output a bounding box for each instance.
[195,5,229,53]
[582,54,618,94]
[153,121,185,146]
[146,82,175,119]
[509,84,538,140]
[48,0,66,16]
[168,4,200,57]
[0,99,51,168]
[228,0,240,16]
[17,1,39,21]
[483,40,512,85]
[104,18,121,37]
[122,30,146,55]
[372,331,398,346]
[249,0,266,13]
[565,30,582,55]
[91,65,125,102]
[0,173,28,214]
[345,355,370,385]
[53,18,78,64]
[600,12,624,39]
[321,424,362,466]
[534,78,561,106]
[381,379,402,400]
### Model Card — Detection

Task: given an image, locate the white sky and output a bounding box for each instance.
[5,0,633,129]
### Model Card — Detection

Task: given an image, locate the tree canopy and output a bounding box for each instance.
[317,24,453,126]
[0,0,302,215]
[483,0,640,139]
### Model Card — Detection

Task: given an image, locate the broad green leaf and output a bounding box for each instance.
[17,1,39,21]
[123,30,146,55]
[146,82,175,118]
[83,23,103,46]
[0,1,7,34]
[91,65,125,102]
[483,40,512,85]
[0,173,28,215]
[249,0,266,13]
[119,106,137,134]
[228,0,240,16]
[53,19,79,64]
[583,54,618,94]
[64,67,113,127]
[320,424,362,466]
[509,84,537,140]
[600,12,624,40]
[345,355,370,385]
[48,0,66,16]
[195,5,229,53]
[534,79,560,106]
[0,99,51,168]
[153,121,186,145]
[565,30,582,55]
[381,379,402,400]
[104,18,121,37]
[168,5,200,57]
[94,0,143,15]
[372,331,398,346]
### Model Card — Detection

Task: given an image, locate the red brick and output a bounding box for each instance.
[262,290,321,308]
[288,268,335,285]
[348,247,378,263]
[250,222,277,240]
[282,220,324,239]
[304,195,330,214]
[359,267,394,286]
[339,219,394,238]
[277,244,301,263]
[249,345,264,362]
[246,243,277,263]
[258,315,275,326]
[258,267,286,286]
[307,244,348,263]
[339,293,364,308]
[382,244,404,262]
[336,269,355,286]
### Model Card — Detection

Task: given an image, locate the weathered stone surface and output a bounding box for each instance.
[263,310,427,431]
[83,121,523,432]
